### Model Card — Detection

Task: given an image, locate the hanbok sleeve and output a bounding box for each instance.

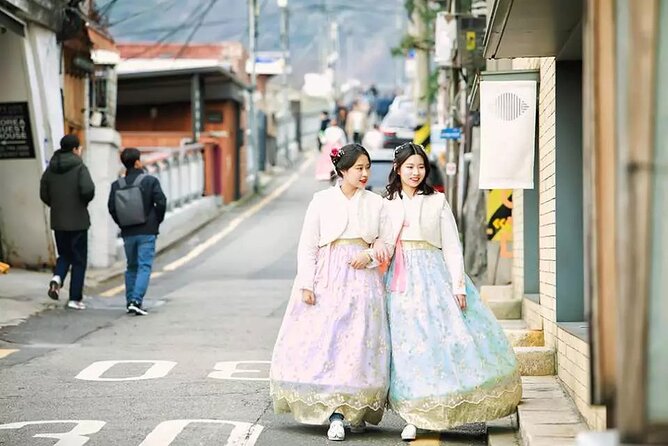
[296,197,320,291]
[366,200,395,268]
[441,198,467,295]
[379,201,396,250]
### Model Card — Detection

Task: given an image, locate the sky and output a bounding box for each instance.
[99,0,407,90]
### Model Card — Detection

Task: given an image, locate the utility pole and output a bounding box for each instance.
[278,0,290,164]
[395,0,404,90]
[446,0,460,219]
[329,20,339,98]
[412,0,430,125]
[248,0,260,191]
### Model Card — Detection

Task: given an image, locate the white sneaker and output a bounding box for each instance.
[350,421,366,433]
[66,301,86,310]
[401,424,417,441]
[327,419,345,441]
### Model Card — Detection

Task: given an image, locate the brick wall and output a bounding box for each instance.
[557,327,607,430]
[511,57,557,340]
[510,57,607,431]
[536,57,558,349]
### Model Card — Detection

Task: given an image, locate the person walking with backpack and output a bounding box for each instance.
[40,134,95,310]
[108,148,167,315]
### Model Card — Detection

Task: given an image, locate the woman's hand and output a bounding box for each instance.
[373,240,390,264]
[349,252,372,269]
[455,294,467,311]
[302,289,316,305]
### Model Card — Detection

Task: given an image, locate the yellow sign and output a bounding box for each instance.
[466,31,476,51]
[486,190,513,258]
[413,123,431,154]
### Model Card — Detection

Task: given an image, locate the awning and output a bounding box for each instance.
[483,0,583,60]
[0,7,25,36]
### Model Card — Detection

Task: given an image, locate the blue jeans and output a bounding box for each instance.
[123,235,157,305]
[54,230,88,301]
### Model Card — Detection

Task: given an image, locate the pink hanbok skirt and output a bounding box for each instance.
[270,239,390,425]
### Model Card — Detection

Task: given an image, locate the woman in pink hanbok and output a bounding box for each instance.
[270,144,390,441]
[315,118,347,182]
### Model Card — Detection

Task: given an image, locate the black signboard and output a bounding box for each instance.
[0,102,35,159]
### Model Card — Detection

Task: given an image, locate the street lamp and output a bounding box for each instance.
[277,0,287,7]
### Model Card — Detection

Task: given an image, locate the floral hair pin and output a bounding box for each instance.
[330,146,344,164]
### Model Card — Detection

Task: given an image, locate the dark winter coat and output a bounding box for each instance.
[39,150,95,231]
[108,168,167,237]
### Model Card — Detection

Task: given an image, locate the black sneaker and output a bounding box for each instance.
[128,302,148,316]
[48,280,60,300]
[126,303,132,314]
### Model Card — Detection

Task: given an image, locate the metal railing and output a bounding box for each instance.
[137,144,205,213]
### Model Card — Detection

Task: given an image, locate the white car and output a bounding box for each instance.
[379,108,418,149]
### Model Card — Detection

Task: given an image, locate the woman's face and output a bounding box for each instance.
[341,154,370,189]
[398,154,426,190]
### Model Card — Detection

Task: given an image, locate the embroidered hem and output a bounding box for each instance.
[389,369,522,430]
[271,383,387,425]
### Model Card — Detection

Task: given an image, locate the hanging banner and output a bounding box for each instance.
[479,80,536,189]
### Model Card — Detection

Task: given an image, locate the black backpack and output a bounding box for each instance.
[114,174,148,226]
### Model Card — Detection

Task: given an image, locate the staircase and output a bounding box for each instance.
[482,285,589,446]
[481,285,555,377]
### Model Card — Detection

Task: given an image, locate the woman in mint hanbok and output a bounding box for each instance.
[376,143,522,441]
[270,144,390,442]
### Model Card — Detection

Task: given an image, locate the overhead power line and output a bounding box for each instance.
[108,0,181,28]
[173,0,220,59]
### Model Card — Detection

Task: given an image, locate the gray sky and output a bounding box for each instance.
[100,0,407,90]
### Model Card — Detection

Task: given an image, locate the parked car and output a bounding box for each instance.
[366,150,445,195]
[380,108,418,149]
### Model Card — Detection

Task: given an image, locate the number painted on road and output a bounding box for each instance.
[0,420,106,446]
[139,419,263,446]
[75,360,177,381]
[208,361,270,381]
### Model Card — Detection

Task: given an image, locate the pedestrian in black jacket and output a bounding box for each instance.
[40,134,95,310]
[108,148,167,315]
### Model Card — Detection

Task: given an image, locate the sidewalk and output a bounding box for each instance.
[0,269,61,329]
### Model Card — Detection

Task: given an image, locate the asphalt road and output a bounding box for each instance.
[0,160,486,446]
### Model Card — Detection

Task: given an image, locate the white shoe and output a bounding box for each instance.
[66,300,86,310]
[401,424,417,441]
[350,421,366,433]
[327,419,345,441]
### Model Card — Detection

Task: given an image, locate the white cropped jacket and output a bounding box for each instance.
[381,192,467,295]
[296,187,384,291]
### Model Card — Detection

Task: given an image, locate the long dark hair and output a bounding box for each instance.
[330,143,370,177]
[385,142,435,199]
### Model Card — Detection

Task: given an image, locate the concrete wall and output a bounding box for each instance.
[85,128,122,268]
[0,24,62,267]
[555,61,585,323]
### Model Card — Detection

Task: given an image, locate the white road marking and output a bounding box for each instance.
[208,361,271,381]
[0,420,106,446]
[75,360,176,382]
[139,419,263,446]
